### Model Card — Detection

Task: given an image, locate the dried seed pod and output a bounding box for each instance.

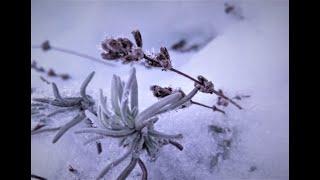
[160,47,170,60]
[118,38,134,51]
[132,30,143,48]
[194,75,214,94]
[106,39,122,52]
[150,85,173,98]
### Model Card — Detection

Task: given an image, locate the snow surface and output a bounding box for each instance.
[31,0,288,179]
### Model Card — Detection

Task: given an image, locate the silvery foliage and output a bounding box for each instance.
[76,67,198,180]
[31,72,96,144]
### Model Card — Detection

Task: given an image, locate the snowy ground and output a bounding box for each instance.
[31,0,288,179]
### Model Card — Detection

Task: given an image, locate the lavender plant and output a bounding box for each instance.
[31,71,96,144]
[100,30,243,111]
[75,68,196,180]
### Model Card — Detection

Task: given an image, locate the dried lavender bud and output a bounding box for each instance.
[101,52,121,60]
[171,39,186,50]
[47,69,57,77]
[118,38,134,51]
[150,85,173,98]
[132,48,144,59]
[160,47,170,60]
[123,48,144,63]
[217,96,229,107]
[41,40,51,51]
[105,38,122,52]
[60,74,71,80]
[132,30,143,47]
[194,75,214,93]
[155,47,172,70]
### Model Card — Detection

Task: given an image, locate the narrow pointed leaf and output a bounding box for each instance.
[52,112,85,143]
[80,71,95,102]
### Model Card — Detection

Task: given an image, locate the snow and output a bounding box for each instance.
[31,0,288,179]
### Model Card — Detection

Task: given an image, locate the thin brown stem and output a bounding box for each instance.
[169,67,202,84]
[190,100,226,114]
[143,53,242,109]
[32,46,115,67]
[212,89,242,109]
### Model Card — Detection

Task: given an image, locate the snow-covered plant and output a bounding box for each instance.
[75,68,197,180]
[34,30,243,112]
[31,71,96,143]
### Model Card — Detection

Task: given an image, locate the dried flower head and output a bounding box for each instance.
[101,33,144,64]
[150,85,173,98]
[76,68,188,179]
[194,75,214,94]
[154,47,172,70]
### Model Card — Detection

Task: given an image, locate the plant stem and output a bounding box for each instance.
[190,100,225,114]
[169,67,202,84]
[212,89,242,110]
[143,53,242,109]
[32,45,115,67]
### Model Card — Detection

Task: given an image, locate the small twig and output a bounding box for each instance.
[168,140,184,151]
[190,100,225,114]
[96,142,102,154]
[40,76,51,85]
[31,174,47,180]
[213,89,242,109]
[32,42,115,67]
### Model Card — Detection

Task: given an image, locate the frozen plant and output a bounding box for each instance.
[100,30,243,111]
[34,30,243,111]
[75,68,196,180]
[31,71,96,144]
